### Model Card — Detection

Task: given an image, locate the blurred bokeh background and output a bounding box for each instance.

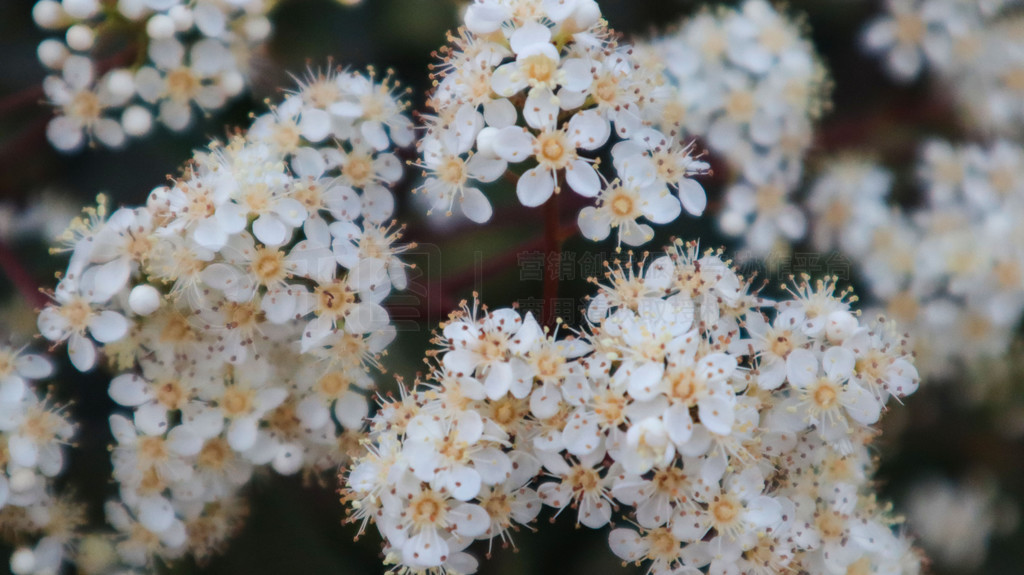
[1,0,1023,573]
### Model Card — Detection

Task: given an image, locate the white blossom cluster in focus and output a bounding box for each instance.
[416,0,711,246]
[342,241,922,575]
[806,140,1024,378]
[32,0,275,152]
[0,345,82,575]
[32,67,412,569]
[643,0,829,257]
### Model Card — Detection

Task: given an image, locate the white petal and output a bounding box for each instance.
[698,396,735,436]
[68,334,96,372]
[134,402,169,436]
[568,109,610,150]
[565,160,600,197]
[578,206,611,241]
[88,310,128,343]
[678,179,707,216]
[108,374,152,406]
[460,187,493,223]
[517,167,555,207]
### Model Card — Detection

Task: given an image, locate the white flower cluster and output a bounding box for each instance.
[643,0,829,257]
[343,241,922,575]
[32,0,274,152]
[863,0,1024,134]
[416,0,710,246]
[905,475,1015,571]
[862,0,1014,82]
[0,345,81,575]
[806,140,1024,377]
[33,67,412,568]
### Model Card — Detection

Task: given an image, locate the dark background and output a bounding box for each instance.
[1,0,1022,573]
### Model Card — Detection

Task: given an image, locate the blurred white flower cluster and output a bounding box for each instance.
[30,67,412,571]
[416,0,711,246]
[32,0,275,152]
[643,0,829,257]
[807,140,1024,378]
[343,241,922,575]
[863,0,1024,134]
[0,346,81,575]
[905,475,1017,571]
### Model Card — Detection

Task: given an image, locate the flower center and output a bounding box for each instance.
[315,282,356,319]
[138,436,169,465]
[725,90,756,122]
[408,490,448,530]
[61,297,94,332]
[668,367,702,405]
[69,91,101,123]
[251,247,287,286]
[305,79,340,108]
[767,329,795,358]
[242,184,272,214]
[439,157,467,186]
[755,183,786,212]
[317,371,350,398]
[521,54,557,86]
[593,75,619,106]
[273,122,301,152]
[811,379,839,410]
[0,351,14,378]
[220,387,254,417]
[535,131,572,168]
[160,313,194,343]
[155,380,188,410]
[490,396,526,428]
[343,155,374,187]
[226,302,262,330]
[166,68,200,103]
[198,438,231,470]
[709,495,740,527]
[608,189,638,218]
[894,14,926,44]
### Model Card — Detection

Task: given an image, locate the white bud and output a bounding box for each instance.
[62,0,99,19]
[116,0,147,20]
[244,16,272,42]
[9,468,36,492]
[567,0,601,31]
[10,548,35,575]
[826,310,859,343]
[32,1,67,29]
[129,284,162,315]
[122,105,153,136]
[146,14,176,40]
[168,5,193,30]
[105,68,135,101]
[37,39,69,70]
[66,24,95,51]
[221,70,245,97]
[476,126,501,158]
[719,210,747,236]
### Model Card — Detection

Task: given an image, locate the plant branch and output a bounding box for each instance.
[0,240,48,309]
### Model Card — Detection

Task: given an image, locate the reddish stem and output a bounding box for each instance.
[0,240,48,309]
[542,192,561,328]
[0,85,44,117]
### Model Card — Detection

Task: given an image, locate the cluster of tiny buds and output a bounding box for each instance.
[342,239,922,575]
[33,0,276,151]
[31,66,413,570]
